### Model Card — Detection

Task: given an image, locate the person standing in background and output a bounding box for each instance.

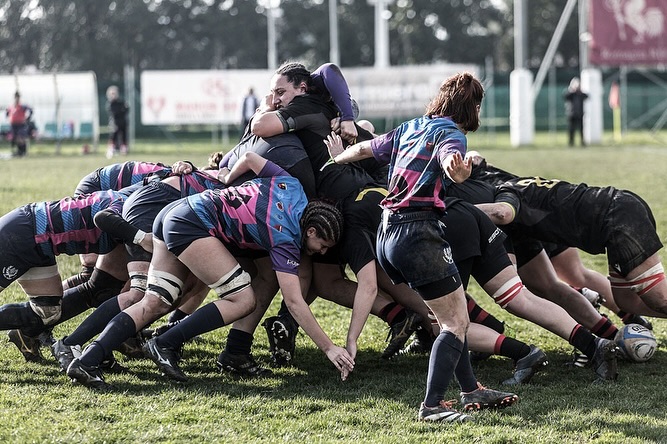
[6,92,33,157]
[563,77,588,147]
[241,88,259,131]
[106,85,129,158]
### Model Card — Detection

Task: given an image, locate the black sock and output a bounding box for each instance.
[466,295,505,333]
[225,328,254,356]
[0,302,44,331]
[80,312,136,367]
[379,302,406,325]
[424,331,463,407]
[498,336,531,361]
[168,308,189,323]
[157,303,224,350]
[21,288,90,337]
[454,338,478,393]
[65,297,121,346]
[591,316,618,340]
[569,325,597,359]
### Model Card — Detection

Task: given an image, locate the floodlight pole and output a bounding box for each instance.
[510,0,534,146]
[267,2,278,70]
[368,0,393,68]
[329,0,340,65]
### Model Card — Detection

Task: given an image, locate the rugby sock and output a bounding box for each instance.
[454,338,478,393]
[590,316,618,340]
[157,303,224,350]
[424,330,463,407]
[63,265,94,289]
[20,288,90,337]
[0,302,43,331]
[225,328,254,356]
[64,297,121,347]
[568,325,597,359]
[379,302,406,326]
[79,312,136,367]
[168,308,188,323]
[466,295,505,334]
[497,335,532,361]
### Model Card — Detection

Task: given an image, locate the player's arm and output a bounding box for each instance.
[345,261,377,367]
[219,152,280,184]
[476,191,519,225]
[94,209,153,253]
[250,93,285,137]
[324,132,374,164]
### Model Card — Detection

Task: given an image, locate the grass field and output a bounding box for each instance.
[0,134,666,443]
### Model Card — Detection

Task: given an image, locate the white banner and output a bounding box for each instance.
[140,64,478,126]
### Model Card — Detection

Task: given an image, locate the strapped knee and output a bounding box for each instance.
[29,296,62,325]
[210,265,251,298]
[146,270,184,305]
[129,270,148,294]
[609,263,666,296]
[491,276,524,308]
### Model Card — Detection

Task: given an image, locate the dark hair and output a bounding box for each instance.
[275,61,314,92]
[300,200,343,245]
[425,72,484,132]
[206,151,225,170]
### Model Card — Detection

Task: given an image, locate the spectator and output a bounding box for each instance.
[563,77,588,147]
[5,91,33,157]
[106,85,129,158]
[240,87,259,131]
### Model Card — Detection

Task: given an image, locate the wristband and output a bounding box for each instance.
[133,230,147,245]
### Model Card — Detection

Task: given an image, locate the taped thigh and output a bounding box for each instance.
[609,263,665,296]
[490,275,523,309]
[146,270,184,305]
[209,264,251,298]
[29,296,62,325]
[18,265,59,281]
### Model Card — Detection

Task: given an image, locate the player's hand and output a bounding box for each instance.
[446,152,472,184]
[324,131,345,160]
[172,161,194,175]
[339,120,358,144]
[325,345,355,378]
[330,117,341,134]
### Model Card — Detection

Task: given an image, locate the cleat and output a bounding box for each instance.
[565,348,589,368]
[216,351,273,378]
[623,314,653,331]
[578,287,604,309]
[115,334,147,360]
[263,314,298,367]
[502,345,548,385]
[400,326,434,355]
[37,330,55,347]
[51,338,82,372]
[66,358,111,391]
[143,338,187,382]
[591,337,619,382]
[100,355,131,374]
[381,310,422,359]
[418,400,473,422]
[460,383,519,411]
[7,329,43,362]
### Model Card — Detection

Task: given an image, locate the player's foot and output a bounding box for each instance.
[115,334,147,360]
[143,338,187,382]
[120,145,128,155]
[623,314,653,331]
[577,287,604,309]
[418,400,473,422]
[7,330,43,362]
[106,145,115,159]
[51,338,82,372]
[67,358,111,391]
[100,355,131,374]
[460,383,519,411]
[216,351,273,378]
[382,310,422,359]
[591,337,619,382]
[502,345,548,385]
[400,326,434,355]
[263,314,298,367]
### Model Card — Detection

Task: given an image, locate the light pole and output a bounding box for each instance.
[367,0,393,68]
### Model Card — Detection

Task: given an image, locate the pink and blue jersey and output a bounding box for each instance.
[177,170,226,196]
[98,161,172,190]
[32,190,126,257]
[186,163,307,275]
[370,116,467,213]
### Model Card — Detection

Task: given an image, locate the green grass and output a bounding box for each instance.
[1,135,667,443]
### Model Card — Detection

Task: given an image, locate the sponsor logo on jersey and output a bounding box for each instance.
[2,265,19,280]
[488,227,502,244]
[286,259,300,268]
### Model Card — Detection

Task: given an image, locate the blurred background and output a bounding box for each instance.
[1,0,666,149]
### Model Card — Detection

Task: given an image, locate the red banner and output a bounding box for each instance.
[590,0,667,66]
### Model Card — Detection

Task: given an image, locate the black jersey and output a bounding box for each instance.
[496,177,617,254]
[277,94,376,201]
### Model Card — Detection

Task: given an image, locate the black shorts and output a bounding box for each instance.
[74,170,102,196]
[0,206,56,288]
[377,210,460,299]
[605,190,663,276]
[123,180,182,232]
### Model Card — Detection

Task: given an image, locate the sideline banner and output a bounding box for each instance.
[140,64,478,126]
[590,0,667,66]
